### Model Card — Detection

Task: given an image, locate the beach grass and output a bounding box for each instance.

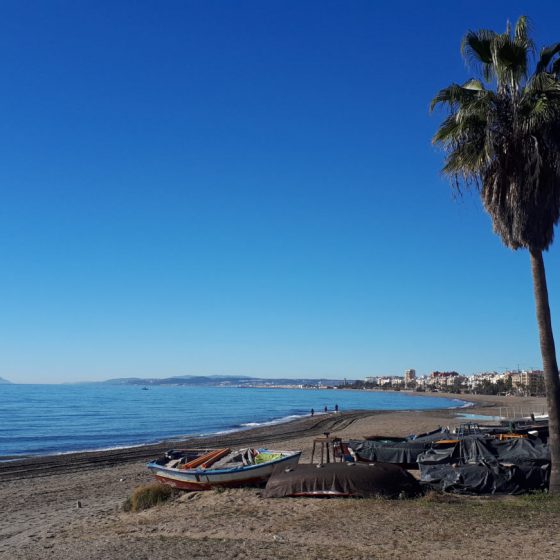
[123,482,177,512]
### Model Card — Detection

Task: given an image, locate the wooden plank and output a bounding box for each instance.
[180,448,230,470]
[200,448,231,468]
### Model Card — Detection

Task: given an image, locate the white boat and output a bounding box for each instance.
[147,447,302,491]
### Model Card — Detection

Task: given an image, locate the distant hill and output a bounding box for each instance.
[0,377,12,384]
[103,375,348,387]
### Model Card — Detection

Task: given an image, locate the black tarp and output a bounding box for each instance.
[348,428,452,466]
[418,437,550,494]
[420,463,549,495]
[362,427,444,442]
[262,462,422,499]
[417,436,550,467]
[493,438,550,465]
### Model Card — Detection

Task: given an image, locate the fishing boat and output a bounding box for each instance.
[147,447,302,490]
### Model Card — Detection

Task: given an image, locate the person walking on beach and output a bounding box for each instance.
[324,405,328,413]
[335,404,339,413]
[311,408,314,417]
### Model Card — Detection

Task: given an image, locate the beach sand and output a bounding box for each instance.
[1,392,558,560]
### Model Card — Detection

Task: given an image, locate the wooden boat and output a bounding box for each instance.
[147,447,302,490]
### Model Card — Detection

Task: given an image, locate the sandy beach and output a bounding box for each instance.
[1,392,558,560]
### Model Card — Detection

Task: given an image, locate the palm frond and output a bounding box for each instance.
[526,71,560,93]
[432,111,487,145]
[524,97,557,129]
[461,30,496,81]
[522,74,560,130]
[442,138,487,175]
[430,82,481,111]
[491,33,529,88]
[536,43,560,73]
[514,16,534,52]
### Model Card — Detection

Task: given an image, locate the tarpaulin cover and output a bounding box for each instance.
[362,427,444,442]
[417,436,550,467]
[349,429,451,466]
[493,438,550,465]
[418,437,550,494]
[262,462,421,499]
[420,463,549,495]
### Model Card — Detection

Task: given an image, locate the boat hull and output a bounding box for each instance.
[147,451,301,491]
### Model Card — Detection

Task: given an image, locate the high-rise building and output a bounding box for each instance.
[404,369,416,384]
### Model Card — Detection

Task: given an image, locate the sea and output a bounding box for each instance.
[0,384,469,460]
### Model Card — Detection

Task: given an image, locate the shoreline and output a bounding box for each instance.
[0,410,400,481]
[1,387,472,463]
[0,390,473,465]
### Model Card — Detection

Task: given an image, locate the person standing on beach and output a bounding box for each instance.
[324,405,328,413]
[311,408,314,417]
[335,404,339,413]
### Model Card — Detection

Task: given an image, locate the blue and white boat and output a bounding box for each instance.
[147,447,301,490]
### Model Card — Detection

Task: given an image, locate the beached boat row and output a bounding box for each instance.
[147,417,552,496]
[346,420,551,494]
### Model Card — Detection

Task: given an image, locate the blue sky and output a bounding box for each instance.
[2,0,560,383]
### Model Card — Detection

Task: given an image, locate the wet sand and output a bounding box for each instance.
[1,392,557,560]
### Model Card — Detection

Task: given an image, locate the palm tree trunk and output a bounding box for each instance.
[529,249,560,494]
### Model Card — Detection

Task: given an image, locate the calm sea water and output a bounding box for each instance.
[0,384,468,459]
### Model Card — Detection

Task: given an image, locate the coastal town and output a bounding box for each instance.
[227,368,546,397]
[349,368,546,396]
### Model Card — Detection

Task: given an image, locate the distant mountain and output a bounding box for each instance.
[103,375,348,387]
[0,377,12,384]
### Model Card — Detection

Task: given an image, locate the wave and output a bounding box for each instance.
[239,413,310,428]
[450,399,475,408]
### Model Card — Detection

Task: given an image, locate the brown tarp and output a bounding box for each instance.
[263,462,421,499]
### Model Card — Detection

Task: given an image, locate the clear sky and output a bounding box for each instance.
[2,0,560,384]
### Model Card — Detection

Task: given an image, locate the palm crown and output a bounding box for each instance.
[431,16,560,251]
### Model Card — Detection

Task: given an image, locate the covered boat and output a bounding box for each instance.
[418,436,550,494]
[147,447,302,491]
[348,427,454,467]
[347,423,545,468]
[263,462,422,499]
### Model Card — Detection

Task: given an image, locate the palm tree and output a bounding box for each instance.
[431,16,560,493]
